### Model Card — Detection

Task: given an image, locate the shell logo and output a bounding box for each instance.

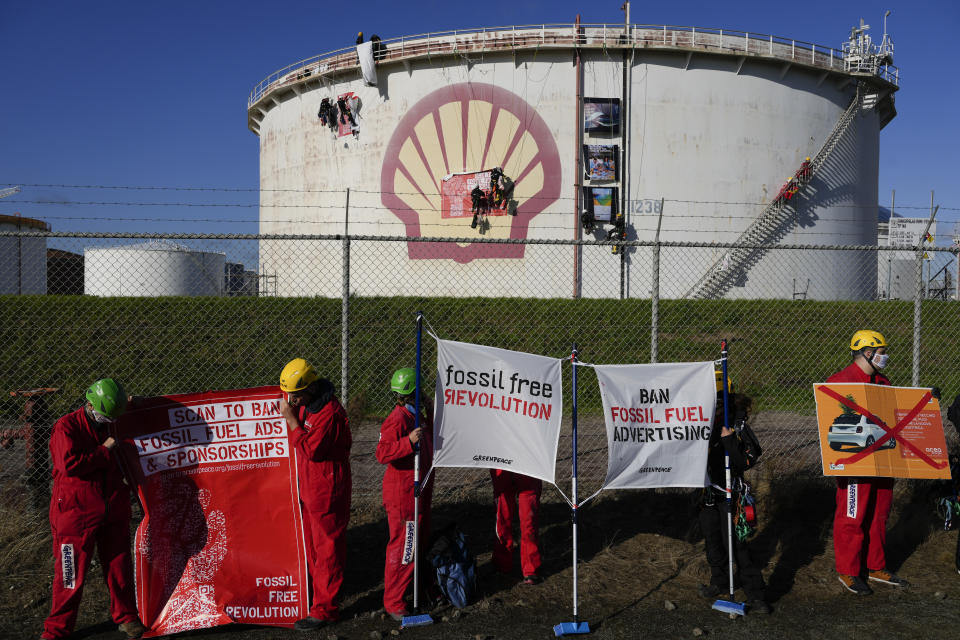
[381,83,562,263]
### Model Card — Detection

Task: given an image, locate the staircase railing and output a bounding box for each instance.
[683,83,863,299]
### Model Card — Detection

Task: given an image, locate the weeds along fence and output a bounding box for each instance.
[1,231,958,523]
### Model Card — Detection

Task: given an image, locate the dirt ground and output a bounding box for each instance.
[3,415,960,639]
[4,472,960,640]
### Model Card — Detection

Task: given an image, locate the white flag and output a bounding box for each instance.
[357,41,377,86]
[432,339,563,484]
[596,362,716,489]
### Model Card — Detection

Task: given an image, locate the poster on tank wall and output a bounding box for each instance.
[584,145,618,181]
[113,387,309,637]
[583,98,620,134]
[585,187,617,222]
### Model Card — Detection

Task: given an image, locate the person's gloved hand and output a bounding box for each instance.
[931,386,942,400]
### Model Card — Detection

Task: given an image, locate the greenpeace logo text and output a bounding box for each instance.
[637,466,672,474]
[473,454,513,465]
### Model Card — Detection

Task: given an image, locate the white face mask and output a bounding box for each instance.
[91,409,115,424]
[871,352,889,369]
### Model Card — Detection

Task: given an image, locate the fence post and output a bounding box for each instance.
[342,188,351,403]
[913,195,939,386]
[650,198,664,363]
[913,245,921,386]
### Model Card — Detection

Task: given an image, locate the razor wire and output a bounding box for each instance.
[1,231,959,530]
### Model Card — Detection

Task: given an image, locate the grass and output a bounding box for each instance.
[1,295,956,423]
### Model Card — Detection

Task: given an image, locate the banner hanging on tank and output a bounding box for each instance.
[595,362,716,489]
[113,386,308,637]
[431,338,563,484]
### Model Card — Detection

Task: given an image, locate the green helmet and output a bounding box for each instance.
[390,368,417,396]
[86,378,128,420]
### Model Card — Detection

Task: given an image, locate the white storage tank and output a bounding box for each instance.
[84,240,226,297]
[249,23,899,300]
[0,214,48,295]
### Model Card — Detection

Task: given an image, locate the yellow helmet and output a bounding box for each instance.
[715,370,732,393]
[850,330,887,351]
[280,358,318,392]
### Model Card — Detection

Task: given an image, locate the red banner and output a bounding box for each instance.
[115,387,309,637]
[441,170,510,219]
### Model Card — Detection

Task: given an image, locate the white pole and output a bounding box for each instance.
[571,344,580,622]
[721,340,734,598]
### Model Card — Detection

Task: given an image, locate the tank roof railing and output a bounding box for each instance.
[247,23,899,110]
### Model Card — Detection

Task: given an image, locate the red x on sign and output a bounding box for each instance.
[819,386,947,470]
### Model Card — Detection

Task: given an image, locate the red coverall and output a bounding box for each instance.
[376,404,433,615]
[826,362,893,576]
[290,397,352,622]
[489,469,542,577]
[42,408,138,640]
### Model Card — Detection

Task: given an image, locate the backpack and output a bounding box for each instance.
[428,523,477,609]
[734,414,763,468]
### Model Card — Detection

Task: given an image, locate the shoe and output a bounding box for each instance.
[698,583,723,599]
[868,569,909,587]
[522,574,542,585]
[838,574,872,595]
[387,610,409,622]
[747,599,771,614]
[293,616,326,631]
[119,619,146,639]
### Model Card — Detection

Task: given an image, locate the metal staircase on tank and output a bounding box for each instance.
[684,83,863,299]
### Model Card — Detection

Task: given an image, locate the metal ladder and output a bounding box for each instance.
[684,83,863,299]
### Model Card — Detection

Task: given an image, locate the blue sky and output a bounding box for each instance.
[1,1,957,243]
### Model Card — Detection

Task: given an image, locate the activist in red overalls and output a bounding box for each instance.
[490,469,542,583]
[279,359,352,632]
[376,367,434,619]
[42,379,145,640]
[826,330,908,595]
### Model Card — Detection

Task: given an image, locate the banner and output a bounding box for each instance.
[441,170,513,220]
[596,362,716,489]
[357,41,377,86]
[813,383,951,479]
[115,387,309,637]
[432,339,563,483]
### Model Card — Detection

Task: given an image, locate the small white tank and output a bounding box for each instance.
[84,240,226,297]
[0,214,48,295]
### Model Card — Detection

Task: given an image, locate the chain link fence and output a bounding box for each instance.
[2,231,958,527]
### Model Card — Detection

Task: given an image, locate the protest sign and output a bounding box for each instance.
[813,383,951,479]
[432,339,563,483]
[595,362,716,489]
[115,386,308,637]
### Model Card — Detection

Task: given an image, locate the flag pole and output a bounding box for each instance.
[712,338,746,616]
[403,312,433,627]
[554,343,590,636]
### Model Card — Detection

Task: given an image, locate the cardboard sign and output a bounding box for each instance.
[115,387,309,637]
[813,383,951,479]
[595,362,715,489]
[432,339,563,484]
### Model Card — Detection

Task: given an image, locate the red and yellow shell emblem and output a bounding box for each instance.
[381,83,561,263]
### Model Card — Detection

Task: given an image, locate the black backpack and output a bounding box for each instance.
[734,414,763,468]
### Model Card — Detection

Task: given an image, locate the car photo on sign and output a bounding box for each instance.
[827,413,897,452]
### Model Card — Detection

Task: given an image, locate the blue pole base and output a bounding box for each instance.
[712,599,746,616]
[553,621,591,636]
[401,613,434,628]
